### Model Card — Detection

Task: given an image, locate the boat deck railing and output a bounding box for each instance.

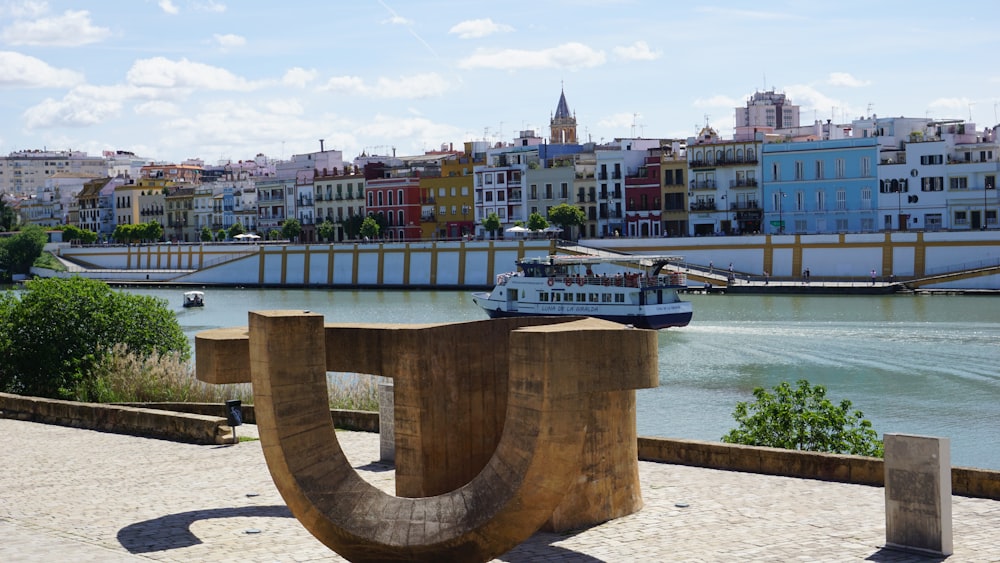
[498,272,686,289]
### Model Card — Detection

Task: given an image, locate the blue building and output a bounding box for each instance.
[762,138,879,234]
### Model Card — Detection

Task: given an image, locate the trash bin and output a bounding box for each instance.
[225,399,243,427]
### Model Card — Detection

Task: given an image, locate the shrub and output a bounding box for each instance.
[0,277,189,399]
[721,379,884,457]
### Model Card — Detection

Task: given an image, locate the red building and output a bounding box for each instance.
[365,171,422,240]
[624,155,662,237]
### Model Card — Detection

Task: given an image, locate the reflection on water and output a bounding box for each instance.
[134,288,1000,470]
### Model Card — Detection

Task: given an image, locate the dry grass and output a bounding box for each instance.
[80,344,380,411]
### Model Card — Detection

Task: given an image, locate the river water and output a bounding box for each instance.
[132,287,1000,470]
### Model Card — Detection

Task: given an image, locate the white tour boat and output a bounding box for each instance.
[471,254,692,329]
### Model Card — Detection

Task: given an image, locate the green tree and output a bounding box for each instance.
[59,224,98,244]
[547,203,585,238]
[0,277,190,400]
[359,216,380,240]
[216,228,227,242]
[339,215,364,240]
[200,225,213,242]
[0,225,47,275]
[281,218,302,241]
[227,222,245,239]
[722,379,883,457]
[142,221,163,242]
[317,219,336,242]
[0,197,16,232]
[526,212,549,232]
[481,212,501,239]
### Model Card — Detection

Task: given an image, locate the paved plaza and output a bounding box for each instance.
[1,418,998,562]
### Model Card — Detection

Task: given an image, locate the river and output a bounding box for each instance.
[133,287,1000,470]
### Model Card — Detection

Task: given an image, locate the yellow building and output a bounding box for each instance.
[420,144,481,240]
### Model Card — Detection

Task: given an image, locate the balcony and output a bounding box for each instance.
[690,201,718,212]
[730,178,759,188]
[690,180,717,190]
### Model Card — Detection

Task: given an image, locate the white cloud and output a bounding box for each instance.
[321,73,449,99]
[321,75,366,95]
[827,72,871,88]
[126,57,260,91]
[693,95,740,108]
[928,97,973,110]
[598,112,638,130]
[449,18,513,39]
[457,42,606,71]
[134,100,180,116]
[282,67,317,88]
[23,86,124,128]
[264,98,304,116]
[194,1,226,13]
[782,84,855,121]
[0,1,48,19]
[0,51,84,88]
[612,41,660,62]
[1,9,111,46]
[213,33,245,48]
[159,0,179,15]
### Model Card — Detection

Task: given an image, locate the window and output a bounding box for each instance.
[387,191,393,205]
[772,163,780,182]
[497,191,505,202]
[438,187,445,197]
[954,211,968,225]
[986,175,996,190]
[836,219,848,232]
[663,169,673,185]
[377,191,383,206]
[485,192,493,202]
[560,182,568,198]
[795,161,804,180]
[795,191,804,211]
[398,210,404,226]
[529,184,537,199]
[861,157,871,177]
[484,174,493,185]
[836,190,846,210]
[835,158,845,178]
[949,177,968,190]
[920,154,944,165]
[861,187,872,209]
[922,177,944,191]
[861,217,875,232]
[815,160,824,180]
[816,190,825,211]
[398,189,404,204]
[545,184,553,199]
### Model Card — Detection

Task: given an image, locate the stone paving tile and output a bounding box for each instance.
[1,418,998,562]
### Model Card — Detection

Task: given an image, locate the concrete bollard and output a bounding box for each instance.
[883,433,952,556]
[378,381,394,463]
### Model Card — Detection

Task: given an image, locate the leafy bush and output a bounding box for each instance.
[0,277,190,399]
[721,379,883,457]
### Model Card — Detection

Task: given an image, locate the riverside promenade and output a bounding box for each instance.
[2,418,999,562]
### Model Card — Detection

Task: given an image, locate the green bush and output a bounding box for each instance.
[0,277,190,399]
[721,379,884,457]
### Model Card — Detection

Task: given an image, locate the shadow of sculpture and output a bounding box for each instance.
[196,313,658,563]
[117,505,293,553]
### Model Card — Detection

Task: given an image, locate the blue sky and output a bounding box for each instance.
[2,0,999,164]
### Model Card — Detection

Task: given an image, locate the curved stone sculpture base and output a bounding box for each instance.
[197,313,658,562]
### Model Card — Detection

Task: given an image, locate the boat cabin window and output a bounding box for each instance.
[553,292,562,302]
[576,293,587,302]
[602,293,613,303]
[615,294,625,303]
[539,292,549,302]
[589,293,599,303]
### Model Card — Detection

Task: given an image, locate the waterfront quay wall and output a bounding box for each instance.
[57,240,558,288]
[585,230,1000,290]
[55,231,999,289]
[638,436,1000,501]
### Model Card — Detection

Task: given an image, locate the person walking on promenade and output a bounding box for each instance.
[871,269,877,285]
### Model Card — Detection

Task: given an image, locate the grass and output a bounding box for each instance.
[79,343,380,411]
[33,251,67,271]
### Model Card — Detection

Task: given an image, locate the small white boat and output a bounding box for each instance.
[182,291,205,308]
[471,254,693,329]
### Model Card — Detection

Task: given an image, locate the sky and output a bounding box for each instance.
[2,0,1000,165]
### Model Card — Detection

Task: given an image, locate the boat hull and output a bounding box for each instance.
[471,292,692,330]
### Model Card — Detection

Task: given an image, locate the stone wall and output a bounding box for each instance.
[638,436,1000,501]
